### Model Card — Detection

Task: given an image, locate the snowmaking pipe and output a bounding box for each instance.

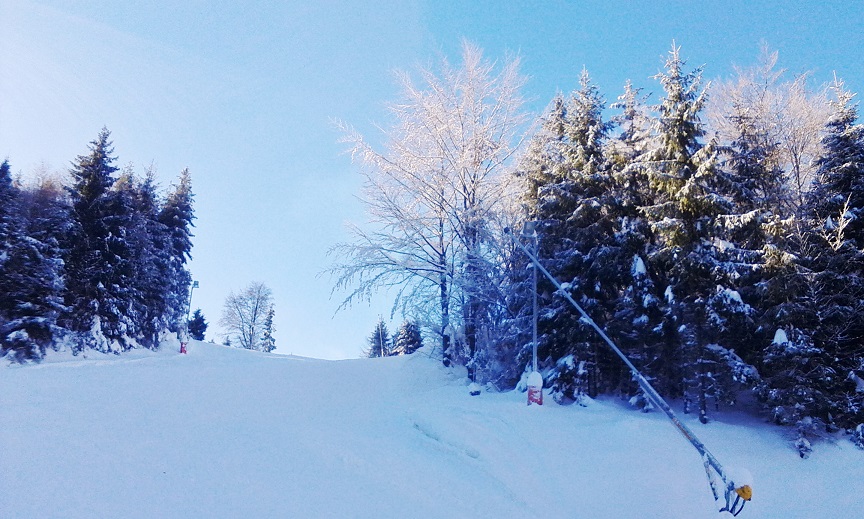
[503,226,751,515]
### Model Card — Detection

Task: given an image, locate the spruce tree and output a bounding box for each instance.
[0,161,63,360]
[260,307,276,352]
[366,317,390,358]
[609,80,653,169]
[0,159,15,244]
[600,82,663,400]
[158,168,195,332]
[109,170,151,345]
[188,309,208,341]
[724,107,789,215]
[506,96,569,385]
[516,70,623,402]
[519,95,569,213]
[807,84,864,250]
[392,320,423,355]
[757,82,864,447]
[63,128,130,352]
[641,46,758,422]
[124,170,172,348]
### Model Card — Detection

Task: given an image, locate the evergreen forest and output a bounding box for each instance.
[0,128,195,362]
[334,44,864,454]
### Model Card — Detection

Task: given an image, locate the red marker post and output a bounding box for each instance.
[179,330,189,354]
[527,371,543,406]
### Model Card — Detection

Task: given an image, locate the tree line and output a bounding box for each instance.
[333,43,864,454]
[365,317,423,358]
[0,128,194,362]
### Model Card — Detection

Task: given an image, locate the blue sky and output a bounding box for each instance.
[1,1,861,359]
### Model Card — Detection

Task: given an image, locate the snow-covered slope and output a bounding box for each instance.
[2,341,862,518]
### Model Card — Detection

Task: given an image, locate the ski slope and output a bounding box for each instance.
[2,340,862,518]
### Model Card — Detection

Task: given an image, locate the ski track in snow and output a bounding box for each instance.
[2,340,862,519]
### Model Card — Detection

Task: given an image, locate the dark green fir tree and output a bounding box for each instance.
[188,308,208,341]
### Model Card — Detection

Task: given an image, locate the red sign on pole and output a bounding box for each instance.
[528,385,543,406]
[527,371,543,406]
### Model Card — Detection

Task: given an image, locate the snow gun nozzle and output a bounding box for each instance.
[719,484,751,516]
[704,461,752,516]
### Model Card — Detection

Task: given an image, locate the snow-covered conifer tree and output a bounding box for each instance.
[366,317,391,358]
[391,320,423,355]
[158,168,195,333]
[0,160,65,361]
[757,81,864,442]
[188,309,208,341]
[63,128,139,352]
[640,45,759,422]
[602,81,663,399]
[514,70,633,400]
[260,307,276,353]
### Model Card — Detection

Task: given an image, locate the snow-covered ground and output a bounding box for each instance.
[2,340,862,518]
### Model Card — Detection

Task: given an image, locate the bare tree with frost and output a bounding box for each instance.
[330,41,528,371]
[219,282,273,350]
[707,44,831,211]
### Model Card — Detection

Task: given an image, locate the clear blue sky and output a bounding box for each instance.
[1,1,861,359]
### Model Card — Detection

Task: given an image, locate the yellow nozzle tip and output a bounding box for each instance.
[735,485,753,501]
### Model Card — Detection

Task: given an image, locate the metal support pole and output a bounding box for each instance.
[531,231,538,374]
[185,280,199,340]
[180,280,199,354]
[186,280,199,326]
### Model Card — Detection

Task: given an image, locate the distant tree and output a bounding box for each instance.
[391,320,423,355]
[187,308,208,341]
[220,282,273,350]
[366,317,391,358]
[260,307,276,353]
[708,44,831,211]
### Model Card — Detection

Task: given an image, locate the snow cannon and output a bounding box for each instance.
[706,463,752,516]
[507,222,754,516]
[718,483,751,516]
[527,371,543,406]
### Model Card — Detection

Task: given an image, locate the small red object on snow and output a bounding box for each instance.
[528,385,543,405]
[180,342,187,354]
[527,371,543,406]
